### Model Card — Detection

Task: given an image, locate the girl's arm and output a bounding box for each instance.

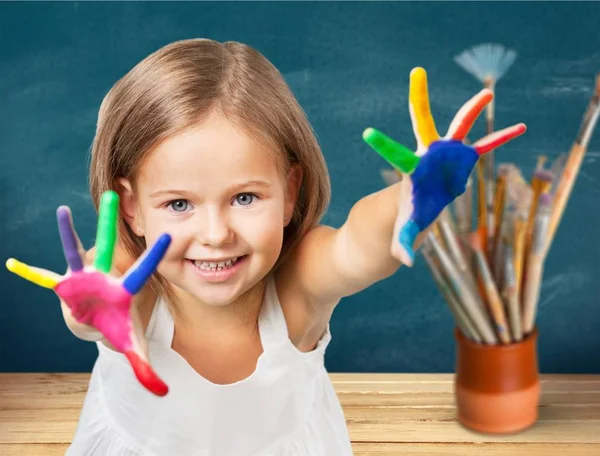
[286,178,426,307]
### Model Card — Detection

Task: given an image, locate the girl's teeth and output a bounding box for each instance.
[194,257,239,271]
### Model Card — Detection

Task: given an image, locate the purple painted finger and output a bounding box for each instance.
[57,206,84,272]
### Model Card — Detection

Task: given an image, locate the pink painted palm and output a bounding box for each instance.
[6,191,172,396]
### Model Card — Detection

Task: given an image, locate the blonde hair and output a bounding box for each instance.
[89,38,331,305]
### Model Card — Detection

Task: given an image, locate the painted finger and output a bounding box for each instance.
[363,128,420,174]
[94,191,119,274]
[5,259,61,289]
[446,89,494,141]
[409,67,440,155]
[391,176,417,266]
[122,233,172,295]
[473,123,527,156]
[57,206,85,272]
[97,308,168,397]
[125,307,169,396]
[124,349,169,397]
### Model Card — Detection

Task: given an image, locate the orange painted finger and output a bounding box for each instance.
[446,89,494,141]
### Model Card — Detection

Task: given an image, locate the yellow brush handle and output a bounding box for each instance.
[5,259,59,289]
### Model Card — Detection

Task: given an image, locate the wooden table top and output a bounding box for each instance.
[1,373,599,455]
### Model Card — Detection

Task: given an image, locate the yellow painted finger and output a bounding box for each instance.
[5,258,60,289]
[409,67,440,154]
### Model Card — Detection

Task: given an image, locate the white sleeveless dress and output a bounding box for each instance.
[66,274,353,455]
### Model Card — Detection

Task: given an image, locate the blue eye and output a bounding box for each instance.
[235,193,255,206]
[169,199,189,212]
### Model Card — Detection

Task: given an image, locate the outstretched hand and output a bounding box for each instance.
[6,191,172,396]
[363,67,526,266]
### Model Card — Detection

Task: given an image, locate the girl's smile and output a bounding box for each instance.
[186,254,249,283]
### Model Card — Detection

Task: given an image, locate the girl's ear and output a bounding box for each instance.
[116,178,144,236]
[284,164,303,226]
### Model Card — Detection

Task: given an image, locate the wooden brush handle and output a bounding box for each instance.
[545,81,600,252]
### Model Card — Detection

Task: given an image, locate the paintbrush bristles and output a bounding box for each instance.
[534,169,554,183]
[536,155,548,170]
[454,44,518,83]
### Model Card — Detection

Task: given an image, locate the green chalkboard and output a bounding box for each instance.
[1,2,599,373]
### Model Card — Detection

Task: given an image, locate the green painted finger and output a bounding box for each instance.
[94,191,119,273]
[363,127,420,174]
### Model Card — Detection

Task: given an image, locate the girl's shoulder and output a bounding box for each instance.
[274,227,339,353]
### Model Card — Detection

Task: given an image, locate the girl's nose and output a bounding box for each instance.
[197,210,234,247]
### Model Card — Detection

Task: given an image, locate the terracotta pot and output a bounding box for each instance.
[454,327,540,434]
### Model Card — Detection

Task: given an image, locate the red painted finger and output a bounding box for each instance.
[473,123,527,156]
[125,351,169,396]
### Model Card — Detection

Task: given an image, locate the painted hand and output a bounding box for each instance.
[6,191,171,396]
[364,67,526,266]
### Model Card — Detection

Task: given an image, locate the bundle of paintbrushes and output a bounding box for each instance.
[381,59,599,346]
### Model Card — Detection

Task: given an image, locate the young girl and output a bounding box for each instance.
[7,38,524,455]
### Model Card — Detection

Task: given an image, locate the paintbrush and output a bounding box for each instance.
[492,183,513,288]
[529,155,548,206]
[453,176,473,243]
[549,153,567,193]
[474,162,488,260]
[503,166,532,305]
[468,229,512,344]
[422,238,482,343]
[502,211,523,342]
[454,138,474,244]
[522,193,553,334]
[491,164,509,275]
[426,231,498,344]
[524,169,553,266]
[544,74,600,254]
[454,43,518,138]
[454,43,518,257]
[437,208,478,292]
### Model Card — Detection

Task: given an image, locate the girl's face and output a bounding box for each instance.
[121,115,300,307]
